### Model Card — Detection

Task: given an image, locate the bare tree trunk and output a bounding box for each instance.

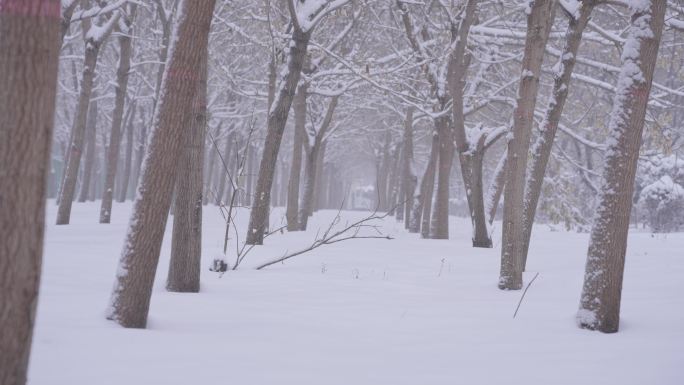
[420,134,440,238]
[431,115,454,239]
[101,6,138,222]
[499,0,556,290]
[299,97,338,230]
[246,26,311,245]
[402,108,416,228]
[0,4,59,384]
[56,28,106,224]
[131,117,147,197]
[245,144,254,206]
[578,0,664,333]
[107,0,216,328]
[167,38,208,293]
[214,135,232,205]
[376,129,392,211]
[387,144,402,216]
[312,141,326,212]
[409,133,438,233]
[485,153,506,226]
[202,124,220,205]
[78,98,98,202]
[118,103,137,202]
[521,0,595,267]
[447,0,482,245]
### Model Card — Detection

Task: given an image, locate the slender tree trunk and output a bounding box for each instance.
[499,0,556,290]
[0,3,60,384]
[578,0,664,333]
[167,38,208,293]
[420,134,440,238]
[431,115,454,239]
[447,0,481,244]
[402,109,416,228]
[118,103,137,202]
[409,133,438,233]
[312,141,326,212]
[56,37,100,224]
[202,124,220,205]
[107,0,216,328]
[214,135,232,205]
[521,0,595,267]
[245,144,254,206]
[285,84,306,231]
[78,98,98,202]
[246,27,311,245]
[299,97,338,230]
[486,153,507,225]
[131,118,147,198]
[101,7,138,222]
[376,129,392,211]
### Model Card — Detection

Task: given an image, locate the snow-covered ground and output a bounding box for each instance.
[29,201,683,384]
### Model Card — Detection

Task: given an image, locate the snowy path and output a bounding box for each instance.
[29,202,683,384]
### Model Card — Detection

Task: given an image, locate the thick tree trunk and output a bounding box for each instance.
[101,8,138,222]
[521,0,595,267]
[499,0,556,290]
[246,27,310,245]
[167,40,208,293]
[578,0,664,333]
[0,3,60,384]
[468,138,491,247]
[78,98,98,202]
[107,0,216,328]
[117,103,137,202]
[431,115,454,239]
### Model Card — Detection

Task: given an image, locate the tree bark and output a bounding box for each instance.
[431,114,454,239]
[78,98,98,202]
[101,6,138,222]
[246,26,311,245]
[117,103,137,202]
[167,37,208,293]
[402,108,416,229]
[499,0,556,290]
[447,0,491,247]
[0,2,60,384]
[578,0,664,333]
[107,0,216,328]
[521,0,595,267]
[214,134,232,205]
[202,124,220,205]
[56,41,99,224]
[409,132,438,233]
[299,96,338,230]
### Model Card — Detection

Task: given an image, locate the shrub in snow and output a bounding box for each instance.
[638,175,684,233]
[209,251,228,273]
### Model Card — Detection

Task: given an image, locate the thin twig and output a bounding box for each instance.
[513,272,540,319]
